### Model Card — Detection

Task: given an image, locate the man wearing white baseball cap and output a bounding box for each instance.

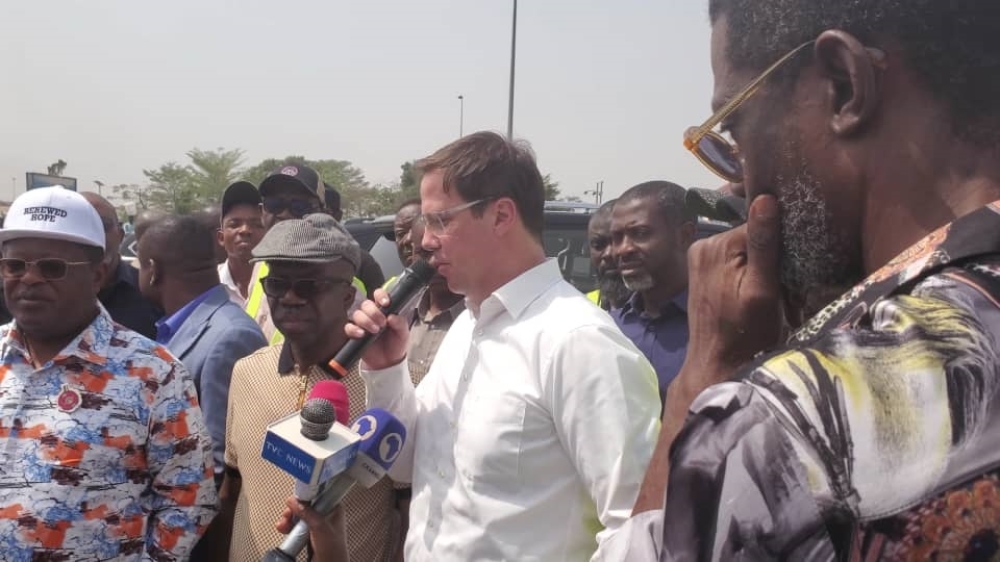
[0,186,218,560]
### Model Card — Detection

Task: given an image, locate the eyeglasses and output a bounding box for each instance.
[260,276,349,299]
[262,198,320,219]
[417,198,493,235]
[0,258,92,281]
[684,41,815,183]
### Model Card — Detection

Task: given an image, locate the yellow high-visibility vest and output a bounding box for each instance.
[245,262,366,345]
[586,289,601,306]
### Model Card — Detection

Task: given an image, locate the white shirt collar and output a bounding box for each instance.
[477,258,562,322]
[218,260,245,304]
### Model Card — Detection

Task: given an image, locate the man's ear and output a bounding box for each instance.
[492,198,517,235]
[216,228,225,249]
[814,30,886,138]
[679,221,697,247]
[92,260,109,293]
[149,259,161,286]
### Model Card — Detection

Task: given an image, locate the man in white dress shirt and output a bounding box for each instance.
[349,131,661,562]
[216,181,265,305]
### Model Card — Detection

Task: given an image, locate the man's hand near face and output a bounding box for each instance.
[346,288,411,370]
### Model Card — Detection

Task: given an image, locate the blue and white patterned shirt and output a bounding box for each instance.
[0,307,218,561]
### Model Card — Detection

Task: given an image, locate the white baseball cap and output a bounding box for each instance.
[0,186,106,251]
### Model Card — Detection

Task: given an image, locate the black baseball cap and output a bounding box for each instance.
[220,181,261,219]
[259,164,326,207]
[685,187,747,225]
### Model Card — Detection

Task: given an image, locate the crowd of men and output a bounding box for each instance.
[2,0,1000,560]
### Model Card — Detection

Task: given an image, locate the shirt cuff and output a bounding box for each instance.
[360,360,411,406]
[597,509,663,561]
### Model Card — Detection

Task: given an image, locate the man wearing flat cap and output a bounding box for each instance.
[207,213,398,562]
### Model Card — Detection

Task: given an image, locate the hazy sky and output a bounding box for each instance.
[1,1,721,206]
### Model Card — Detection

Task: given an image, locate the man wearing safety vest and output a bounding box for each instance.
[244,164,367,345]
[586,199,630,311]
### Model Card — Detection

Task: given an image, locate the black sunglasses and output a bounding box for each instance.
[0,258,92,281]
[262,198,321,218]
[260,276,349,299]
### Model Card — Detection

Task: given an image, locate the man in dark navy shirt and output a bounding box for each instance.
[610,181,695,404]
[83,193,162,339]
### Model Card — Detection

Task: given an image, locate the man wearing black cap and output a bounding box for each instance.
[217,181,265,305]
[245,164,368,344]
[260,164,326,229]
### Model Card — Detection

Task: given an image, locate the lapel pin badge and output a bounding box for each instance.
[57,384,83,414]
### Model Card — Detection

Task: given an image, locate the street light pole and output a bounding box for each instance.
[506,0,517,139]
[458,95,465,137]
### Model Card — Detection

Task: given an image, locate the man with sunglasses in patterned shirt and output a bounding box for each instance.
[606,1,1000,560]
[0,187,217,560]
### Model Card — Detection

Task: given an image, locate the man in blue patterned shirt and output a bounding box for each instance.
[0,187,217,560]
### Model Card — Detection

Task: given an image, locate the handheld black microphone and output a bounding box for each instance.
[327,259,435,377]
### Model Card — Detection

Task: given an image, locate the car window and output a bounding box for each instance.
[120,233,137,259]
[544,227,596,293]
[369,235,404,281]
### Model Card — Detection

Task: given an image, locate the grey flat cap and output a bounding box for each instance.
[251,213,361,270]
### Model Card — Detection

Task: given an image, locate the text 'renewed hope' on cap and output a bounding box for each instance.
[0,186,106,251]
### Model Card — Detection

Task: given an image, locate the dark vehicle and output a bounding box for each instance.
[118,205,730,292]
[345,202,730,294]
[120,232,138,265]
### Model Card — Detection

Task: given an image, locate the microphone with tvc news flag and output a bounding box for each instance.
[261,380,361,505]
[263,408,407,562]
[327,259,436,377]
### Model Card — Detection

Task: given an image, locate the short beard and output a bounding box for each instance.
[777,160,862,316]
[599,274,631,308]
[622,272,655,293]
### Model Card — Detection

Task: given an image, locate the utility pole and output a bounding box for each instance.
[585,181,604,205]
[506,0,517,138]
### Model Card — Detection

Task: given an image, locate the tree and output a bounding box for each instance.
[47,160,68,176]
[142,163,199,214]
[112,183,151,212]
[187,148,245,202]
[350,183,406,218]
[543,174,561,201]
[398,161,421,201]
